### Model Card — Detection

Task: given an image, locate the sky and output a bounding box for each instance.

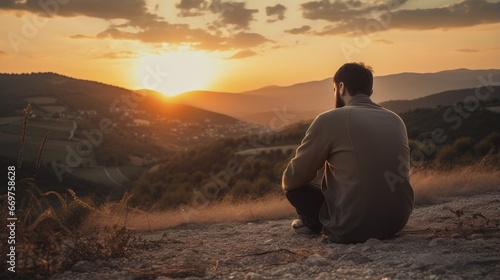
[0,0,499,96]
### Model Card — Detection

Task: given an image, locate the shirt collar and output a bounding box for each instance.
[346,94,380,107]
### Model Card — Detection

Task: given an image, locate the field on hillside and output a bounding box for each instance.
[0,117,75,139]
[71,166,146,187]
[236,144,299,156]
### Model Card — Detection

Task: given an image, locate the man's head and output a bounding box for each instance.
[333,62,374,97]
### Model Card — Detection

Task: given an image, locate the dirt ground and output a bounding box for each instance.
[52,191,500,280]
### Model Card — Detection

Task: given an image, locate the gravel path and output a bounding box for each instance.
[53,191,500,280]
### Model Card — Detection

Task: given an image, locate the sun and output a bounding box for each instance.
[134,51,220,97]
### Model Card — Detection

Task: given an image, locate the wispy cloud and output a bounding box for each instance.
[69,34,93,39]
[455,48,479,53]
[374,39,394,45]
[95,51,137,59]
[285,25,312,35]
[225,50,257,59]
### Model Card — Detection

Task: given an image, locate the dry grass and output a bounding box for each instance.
[411,165,500,205]
[0,183,133,278]
[107,164,499,233]
[0,105,132,278]
[101,195,296,232]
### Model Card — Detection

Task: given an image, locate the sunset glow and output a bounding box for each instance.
[0,0,499,93]
[133,51,222,96]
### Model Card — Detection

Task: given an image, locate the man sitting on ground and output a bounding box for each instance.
[282,62,414,244]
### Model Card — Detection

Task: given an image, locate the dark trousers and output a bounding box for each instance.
[285,183,324,230]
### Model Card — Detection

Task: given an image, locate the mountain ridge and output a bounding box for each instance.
[165,68,500,124]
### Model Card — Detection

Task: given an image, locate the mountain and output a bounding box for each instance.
[170,69,500,125]
[373,68,500,103]
[381,86,500,113]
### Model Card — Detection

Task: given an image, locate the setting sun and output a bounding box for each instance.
[133,51,221,97]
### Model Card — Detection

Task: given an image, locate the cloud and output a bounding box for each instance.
[174,1,258,29]
[0,0,160,22]
[96,22,272,51]
[390,0,500,30]
[374,39,393,45]
[96,51,137,59]
[266,4,286,23]
[69,34,93,39]
[285,25,311,35]
[225,50,257,59]
[226,32,272,49]
[176,0,207,17]
[300,0,398,22]
[211,1,259,30]
[455,49,478,53]
[300,0,500,36]
[0,0,270,52]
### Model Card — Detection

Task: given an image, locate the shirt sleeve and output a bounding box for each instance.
[282,115,331,191]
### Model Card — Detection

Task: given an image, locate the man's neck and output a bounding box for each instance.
[346,94,372,106]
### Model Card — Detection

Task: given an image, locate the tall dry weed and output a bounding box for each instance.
[1,105,133,278]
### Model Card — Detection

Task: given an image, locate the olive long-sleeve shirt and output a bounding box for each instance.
[282,94,414,243]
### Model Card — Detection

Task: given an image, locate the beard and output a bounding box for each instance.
[335,92,345,108]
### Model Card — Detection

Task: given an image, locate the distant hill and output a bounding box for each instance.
[170,90,274,118]
[0,72,239,124]
[170,69,500,125]
[381,86,500,113]
[0,72,261,173]
[373,68,500,103]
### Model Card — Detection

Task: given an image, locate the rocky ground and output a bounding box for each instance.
[52,191,500,280]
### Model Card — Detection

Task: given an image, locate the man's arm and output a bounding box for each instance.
[282,115,331,191]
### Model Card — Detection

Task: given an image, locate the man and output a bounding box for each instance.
[282,62,414,244]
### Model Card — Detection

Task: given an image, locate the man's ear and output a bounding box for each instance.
[339,82,345,96]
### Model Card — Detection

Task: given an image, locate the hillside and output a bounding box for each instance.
[129,103,500,210]
[169,69,500,125]
[0,73,259,155]
[0,73,262,194]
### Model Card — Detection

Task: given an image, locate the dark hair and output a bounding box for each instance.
[333,62,373,96]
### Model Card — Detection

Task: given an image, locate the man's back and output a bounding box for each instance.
[283,94,414,243]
